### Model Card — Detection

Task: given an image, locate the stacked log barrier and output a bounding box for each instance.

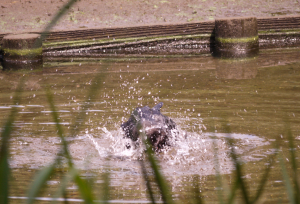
[0,15,299,58]
[258,16,300,48]
[40,16,299,54]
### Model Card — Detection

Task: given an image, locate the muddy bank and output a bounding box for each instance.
[1,0,300,34]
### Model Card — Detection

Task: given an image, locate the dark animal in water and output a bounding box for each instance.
[121,102,177,151]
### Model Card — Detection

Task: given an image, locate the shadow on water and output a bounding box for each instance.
[209,27,216,56]
[1,47,300,202]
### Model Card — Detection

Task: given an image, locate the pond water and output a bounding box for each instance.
[1,47,300,203]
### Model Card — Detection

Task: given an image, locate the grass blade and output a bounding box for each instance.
[250,153,276,204]
[213,138,225,204]
[226,179,239,204]
[0,157,9,204]
[140,160,156,204]
[286,122,300,203]
[100,167,110,204]
[214,136,239,204]
[45,87,73,167]
[51,167,78,204]
[139,128,174,204]
[26,164,56,204]
[73,174,95,204]
[36,0,78,45]
[279,152,295,204]
[69,69,107,138]
[222,121,250,204]
[44,67,106,204]
[0,78,23,204]
[226,137,250,204]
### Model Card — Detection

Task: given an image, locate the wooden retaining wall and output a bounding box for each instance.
[1,15,300,55]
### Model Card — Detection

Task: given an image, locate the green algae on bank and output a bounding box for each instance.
[215,36,258,43]
[3,47,43,57]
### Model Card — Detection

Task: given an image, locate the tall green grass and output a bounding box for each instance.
[213,122,276,204]
[1,0,299,203]
[279,121,300,204]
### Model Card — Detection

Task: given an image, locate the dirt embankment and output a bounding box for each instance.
[0,0,300,34]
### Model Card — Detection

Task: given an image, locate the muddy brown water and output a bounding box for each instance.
[1,47,300,203]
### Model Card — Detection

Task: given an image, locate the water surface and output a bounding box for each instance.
[1,47,300,203]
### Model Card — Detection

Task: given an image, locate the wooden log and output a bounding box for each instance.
[214,17,259,58]
[1,34,43,70]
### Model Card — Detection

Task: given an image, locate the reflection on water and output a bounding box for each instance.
[216,57,258,79]
[1,47,300,203]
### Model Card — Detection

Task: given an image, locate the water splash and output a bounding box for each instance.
[86,133,108,157]
[9,118,272,176]
[82,122,271,176]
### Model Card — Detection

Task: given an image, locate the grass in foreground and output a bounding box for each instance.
[1,0,299,203]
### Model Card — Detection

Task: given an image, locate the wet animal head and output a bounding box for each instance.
[121,102,177,151]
